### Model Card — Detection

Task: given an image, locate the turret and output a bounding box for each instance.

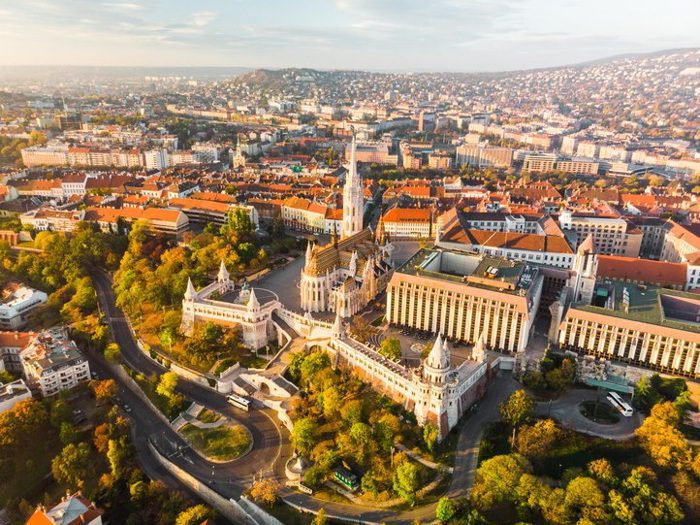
[423,333,451,383]
[247,288,260,311]
[184,277,197,301]
[217,260,230,283]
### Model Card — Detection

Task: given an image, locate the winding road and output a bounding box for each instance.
[92,271,292,504]
[91,268,517,524]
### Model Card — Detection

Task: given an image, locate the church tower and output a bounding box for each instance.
[342,131,364,239]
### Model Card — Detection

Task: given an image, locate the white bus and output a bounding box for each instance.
[607,391,633,417]
[227,394,251,411]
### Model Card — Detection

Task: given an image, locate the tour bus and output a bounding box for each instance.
[227,394,251,411]
[606,391,633,417]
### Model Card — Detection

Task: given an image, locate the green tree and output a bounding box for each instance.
[500,390,534,428]
[379,337,401,360]
[104,342,121,361]
[393,459,420,505]
[156,371,179,400]
[292,417,318,456]
[471,454,532,510]
[51,442,91,488]
[423,422,439,453]
[59,422,78,444]
[175,504,214,525]
[564,476,605,512]
[107,437,129,479]
[435,496,456,523]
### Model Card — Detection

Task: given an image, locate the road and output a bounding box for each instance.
[536,388,643,439]
[91,267,512,524]
[92,271,292,505]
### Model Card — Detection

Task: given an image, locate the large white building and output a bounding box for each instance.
[386,249,543,354]
[181,262,277,350]
[0,282,48,330]
[20,327,90,397]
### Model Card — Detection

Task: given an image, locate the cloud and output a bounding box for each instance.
[192,11,215,27]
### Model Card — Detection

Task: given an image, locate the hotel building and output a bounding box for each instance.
[386,249,543,354]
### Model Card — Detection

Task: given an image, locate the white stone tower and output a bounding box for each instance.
[423,333,451,384]
[342,131,363,239]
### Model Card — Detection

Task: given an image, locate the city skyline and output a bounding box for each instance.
[1,0,699,72]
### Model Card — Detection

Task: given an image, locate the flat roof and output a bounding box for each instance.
[396,248,539,296]
[575,280,700,334]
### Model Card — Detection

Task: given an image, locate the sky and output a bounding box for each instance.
[0,0,698,72]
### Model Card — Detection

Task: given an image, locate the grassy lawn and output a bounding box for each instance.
[197,408,222,424]
[579,400,621,424]
[181,423,251,461]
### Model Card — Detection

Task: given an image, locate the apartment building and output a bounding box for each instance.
[21,327,90,397]
[0,331,35,373]
[455,144,513,169]
[84,206,189,238]
[559,210,642,257]
[380,207,432,239]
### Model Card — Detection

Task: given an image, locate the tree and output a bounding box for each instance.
[515,419,560,460]
[587,458,617,486]
[635,401,691,469]
[52,442,91,488]
[249,478,279,506]
[471,454,532,510]
[545,358,576,392]
[92,379,118,404]
[564,476,605,511]
[156,371,179,400]
[59,422,78,444]
[393,459,420,505]
[321,386,342,419]
[175,504,214,525]
[340,399,364,426]
[423,422,439,453]
[435,496,456,523]
[104,342,121,361]
[292,417,318,456]
[107,437,129,479]
[379,337,401,360]
[312,508,328,525]
[499,390,534,446]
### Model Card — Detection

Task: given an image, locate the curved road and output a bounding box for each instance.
[92,269,514,524]
[92,271,292,503]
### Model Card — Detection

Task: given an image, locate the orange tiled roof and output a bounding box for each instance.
[444,227,573,254]
[383,208,432,223]
[597,256,687,287]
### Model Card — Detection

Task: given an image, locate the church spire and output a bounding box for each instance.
[425,333,450,371]
[342,127,363,239]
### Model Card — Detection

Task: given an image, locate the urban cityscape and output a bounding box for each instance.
[0,2,699,525]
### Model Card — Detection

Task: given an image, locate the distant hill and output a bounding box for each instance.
[231,47,700,83]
